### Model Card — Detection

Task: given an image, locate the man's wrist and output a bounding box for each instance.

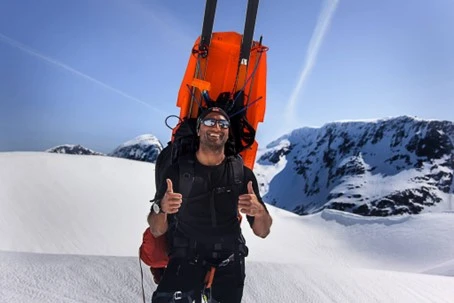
[254,204,267,218]
[151,199,165,214]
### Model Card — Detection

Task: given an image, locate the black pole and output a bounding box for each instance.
[239,0,259,64]
[200,0,218,50]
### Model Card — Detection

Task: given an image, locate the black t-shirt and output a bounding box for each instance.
[156,156,267,241]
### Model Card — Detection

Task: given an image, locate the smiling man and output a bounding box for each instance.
[148,107,272,303]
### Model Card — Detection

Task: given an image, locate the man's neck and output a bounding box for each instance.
[196,147,225,166]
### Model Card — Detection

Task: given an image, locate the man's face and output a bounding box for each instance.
[198,112,230,150]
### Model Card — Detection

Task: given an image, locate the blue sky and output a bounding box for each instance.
[1,0,453,153]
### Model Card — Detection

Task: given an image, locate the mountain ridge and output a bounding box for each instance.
[47,134,163,164]
[257,115,454,216]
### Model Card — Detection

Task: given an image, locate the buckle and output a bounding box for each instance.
[219,254,235,267]
[173,291,182,300]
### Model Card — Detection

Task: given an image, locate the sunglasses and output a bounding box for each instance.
[201,118,230,129]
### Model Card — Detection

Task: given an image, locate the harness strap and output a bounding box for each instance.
[201,252,241,303]
[176,154,244,231]
[204,267,216,289]
[153,290,197,303]
[171,234,247,257]
[200,245,243,303]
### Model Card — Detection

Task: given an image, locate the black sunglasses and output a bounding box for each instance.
[201,118,230,129]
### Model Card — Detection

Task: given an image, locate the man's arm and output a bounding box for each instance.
[250,204,272,238]
[147,211,168,237]
[148,178,182,238]
[238,181,272,238]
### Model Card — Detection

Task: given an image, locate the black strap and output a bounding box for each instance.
[178,154,244,198]
[209,190,217,227]
[177,154,244,224]
[178,155,195,199]
[153,290,197,303]
[228,155,244,219]
[169,155,195,245]
[176,154,195,229]
[229,155,244,191]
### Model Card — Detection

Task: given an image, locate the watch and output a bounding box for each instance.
[151,200,162,214]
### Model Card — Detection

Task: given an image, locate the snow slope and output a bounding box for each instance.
[1,152,453,303]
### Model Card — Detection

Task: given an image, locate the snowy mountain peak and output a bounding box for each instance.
[46,144,104,156]
[109,134,163,163]
[117,134,161,149]
[257,116,454,216]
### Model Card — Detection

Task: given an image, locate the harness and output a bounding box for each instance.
[157,155,248,303]
[171,154,248,258]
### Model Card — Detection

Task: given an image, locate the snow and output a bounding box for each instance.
[255,147,288,194]
[331,115,433,124]
[116,134,162,149]
[45,144,104,155]
[257,116,454,216]
[1,152,454,303]
[45,144,76,152]
[331,166,436,204]
[0,152,152,256]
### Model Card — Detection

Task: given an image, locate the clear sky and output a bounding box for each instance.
[1,0,453,153]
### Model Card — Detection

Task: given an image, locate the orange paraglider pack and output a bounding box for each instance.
[175,32,268,169]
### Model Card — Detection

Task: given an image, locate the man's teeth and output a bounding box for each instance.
[209,133,220,138]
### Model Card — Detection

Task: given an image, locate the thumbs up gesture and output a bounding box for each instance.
[160,179,182,214]
[238,181,265,217]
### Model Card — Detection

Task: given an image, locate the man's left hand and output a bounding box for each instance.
[238,181,265,217]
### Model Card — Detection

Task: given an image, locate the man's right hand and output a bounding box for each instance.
[160,179,182,214]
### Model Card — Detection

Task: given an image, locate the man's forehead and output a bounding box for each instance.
[204,112,228,120]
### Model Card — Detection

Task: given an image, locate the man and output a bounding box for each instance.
[148,107,272,303]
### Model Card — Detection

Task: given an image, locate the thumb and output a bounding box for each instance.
[166,178,174,193]
[247,181,255,194]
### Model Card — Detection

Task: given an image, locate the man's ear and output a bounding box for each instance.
[196,118,201,136]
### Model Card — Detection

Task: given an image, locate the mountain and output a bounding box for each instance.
[45,134,163,164]
[46,144,105,156]
[256,116,454,216]
[109,134,163,164]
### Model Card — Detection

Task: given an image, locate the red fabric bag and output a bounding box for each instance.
[139,227,169,268]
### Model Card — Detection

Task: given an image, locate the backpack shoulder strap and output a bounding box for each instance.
[177,154,195,199]
[176,154,244,200]
[228,155,244,187]
[226,155,244,205]
[151,142,172,203]
[156,143,172,181]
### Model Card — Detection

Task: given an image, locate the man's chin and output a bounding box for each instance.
[207,142,224,149]
[203,139,226,150]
